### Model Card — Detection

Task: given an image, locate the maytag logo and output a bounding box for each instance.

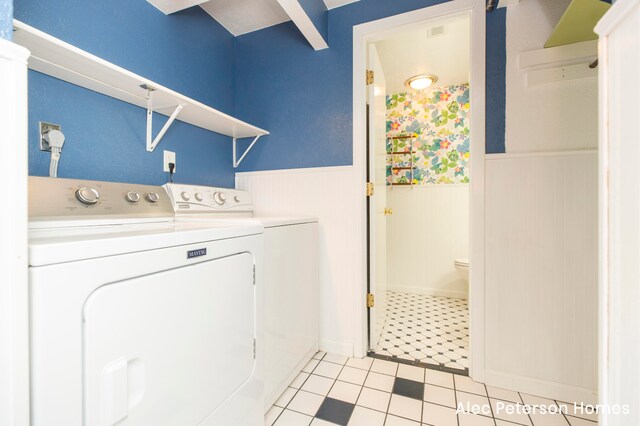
[187,248,207,259]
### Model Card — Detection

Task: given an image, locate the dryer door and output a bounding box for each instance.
[83,253,255,426]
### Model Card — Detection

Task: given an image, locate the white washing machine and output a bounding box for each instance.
[163,183,319,411]
[28,177,264,426]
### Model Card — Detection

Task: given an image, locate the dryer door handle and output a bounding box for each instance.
[100,357,146,425]
[101,358,129,425]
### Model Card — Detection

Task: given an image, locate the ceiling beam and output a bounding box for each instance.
[277,0,329,50]
[147,0,209,15]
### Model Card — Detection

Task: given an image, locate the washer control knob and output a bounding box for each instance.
[181,191,191,201]
[195,192,204,202]
[125,191,140,203]
[234,195,240,203]
[213,191,226,205]
[146,192,160,203]
[76,187,100,205]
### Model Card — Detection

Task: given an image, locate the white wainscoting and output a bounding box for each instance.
[236,166,358,357]
[484,150,598,404]
[386,185,469,299]
[596,2,640,423]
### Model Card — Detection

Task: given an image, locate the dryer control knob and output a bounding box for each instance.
[213,191,226,205]
[125,191,140,203]
[234,195,240,203]
[146,192,160,203]
[181,191,191,201]
[76,187,100,205]
[195,193,204,202]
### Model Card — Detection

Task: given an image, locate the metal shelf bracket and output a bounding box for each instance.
[233,135,262,168]
[144,85,184,152]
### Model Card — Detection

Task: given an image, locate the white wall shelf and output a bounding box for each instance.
[12,20,269,165]
[518,40,597,87]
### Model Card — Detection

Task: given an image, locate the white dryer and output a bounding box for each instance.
[28,177,264,426]
[163,183,319,411]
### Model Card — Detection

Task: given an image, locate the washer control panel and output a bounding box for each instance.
[29,176,174,224]
[164,183,252,214]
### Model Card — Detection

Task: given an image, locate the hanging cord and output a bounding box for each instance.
[168,162,175,183]
[44,130,66,178]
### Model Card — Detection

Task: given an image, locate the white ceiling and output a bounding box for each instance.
[200,0,291,36]
[374,14,471,94]
[148,0,359,37]
[149,0,209,15]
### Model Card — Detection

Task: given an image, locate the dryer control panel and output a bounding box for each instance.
[164,183,253,215]
[29,176,174,226]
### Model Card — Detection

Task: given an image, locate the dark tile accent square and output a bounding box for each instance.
[392,377,424,400]
[315,397,355,426]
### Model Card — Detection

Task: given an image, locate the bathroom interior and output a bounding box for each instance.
[368,14,471,374]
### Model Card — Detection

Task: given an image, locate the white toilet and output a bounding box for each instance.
[454,258,469,284]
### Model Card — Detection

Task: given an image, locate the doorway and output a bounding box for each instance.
[352,0,486,381]
[367,13,472,375]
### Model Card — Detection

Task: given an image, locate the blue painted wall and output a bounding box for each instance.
[0,0,12,40]
[298,0,329,44]
[486,7,506,154]
[15,0,237,187]
[235,0,507,171]
[16,0,507,183]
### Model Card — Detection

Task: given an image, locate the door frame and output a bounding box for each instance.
[0,38,31,426]
[351,0,487,382]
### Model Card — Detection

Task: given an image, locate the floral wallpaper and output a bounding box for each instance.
[386,83,470,185]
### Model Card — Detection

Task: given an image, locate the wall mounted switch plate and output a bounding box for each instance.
[39,122,61,151]
[163,150,176,173]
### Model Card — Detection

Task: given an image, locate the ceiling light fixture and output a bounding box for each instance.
[405,74,438,90]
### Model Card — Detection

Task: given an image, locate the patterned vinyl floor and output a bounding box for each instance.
[371,291,469,373]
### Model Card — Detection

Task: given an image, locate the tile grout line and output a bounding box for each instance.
[419,368,425,426]
[482,383,498,426]
[315,356,350,422]
[517,390,535,426]
[273,351,326,425]
[453,374,460,426]
[381,364,395,425]
[554,398,576,426]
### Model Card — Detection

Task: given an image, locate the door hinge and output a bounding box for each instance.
[366,293,375,308]
[366,182,375,197]
[253,338,256,359]
[366,70,374,85]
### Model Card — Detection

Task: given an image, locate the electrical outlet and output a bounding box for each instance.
[39,122,61,151]
[163,150,176,173]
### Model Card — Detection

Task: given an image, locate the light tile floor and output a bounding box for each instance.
[266,352,598,426]
[372,291,469,372]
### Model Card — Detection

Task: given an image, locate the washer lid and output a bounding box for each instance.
[28,221,262,266]
[252,216,318,227]
[174,215,318,228]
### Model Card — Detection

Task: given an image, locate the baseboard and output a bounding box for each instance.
[319,338,354,357]
[387,284,468,300]
[484,369,597,405]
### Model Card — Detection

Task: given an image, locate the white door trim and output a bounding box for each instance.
[351,0,487,382]
[0,38,31,426]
